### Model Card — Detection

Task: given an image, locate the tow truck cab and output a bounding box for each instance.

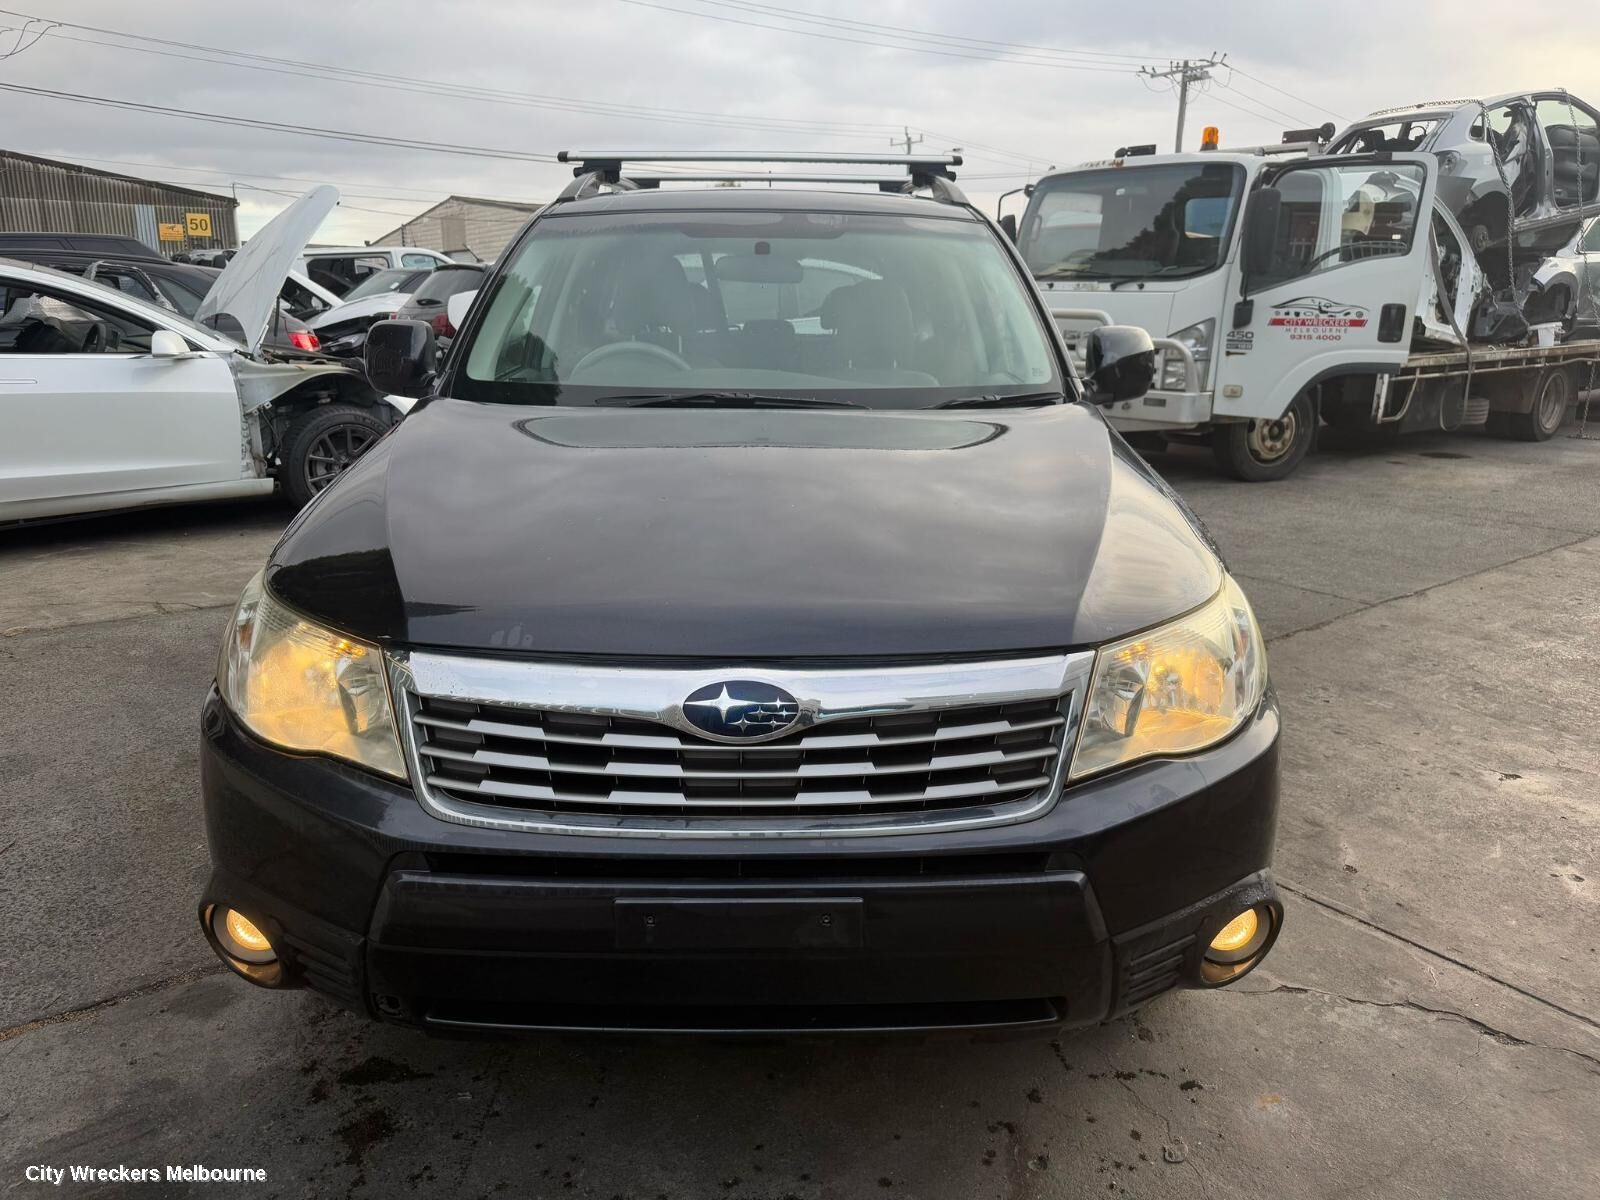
[1017,144,1469,479]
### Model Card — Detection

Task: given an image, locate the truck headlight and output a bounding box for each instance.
[1070,575,1264,779]
[218,570,406,780]
[1160,319,1213,390]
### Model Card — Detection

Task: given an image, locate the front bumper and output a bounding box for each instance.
[198,688,1282,1034]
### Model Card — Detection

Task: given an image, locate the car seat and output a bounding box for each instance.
[817,281,938,385]
[1547,124,1600,206]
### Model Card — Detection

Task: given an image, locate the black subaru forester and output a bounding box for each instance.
[198,152,1282,1034]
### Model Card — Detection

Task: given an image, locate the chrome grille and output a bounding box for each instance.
[394,651,1094,837]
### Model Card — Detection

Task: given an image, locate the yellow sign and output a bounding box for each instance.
[185,212,213,238]
[157,222,186,242]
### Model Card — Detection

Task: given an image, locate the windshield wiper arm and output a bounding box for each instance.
[595,391,863,409]
[933,391,1064,409]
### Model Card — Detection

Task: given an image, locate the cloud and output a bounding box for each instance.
[5,0,1593,239]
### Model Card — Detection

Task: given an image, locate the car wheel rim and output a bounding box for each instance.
[1538,373,1569,432]
[304,425,376,493]
[1247,413,1297,462]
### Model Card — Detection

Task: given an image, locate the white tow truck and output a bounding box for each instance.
[1012,141,1600,479]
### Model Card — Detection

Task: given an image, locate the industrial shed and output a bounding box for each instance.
[373,195,542,262]
[0,149,238,254]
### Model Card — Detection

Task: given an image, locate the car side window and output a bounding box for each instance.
[1535,97,1600,209]
[1249,161,1427,293]
[1582,219,1600,255]
[0,281,157,354]
[401,253,438,269]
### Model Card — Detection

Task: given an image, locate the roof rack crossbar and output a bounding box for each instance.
[553,150,969,207]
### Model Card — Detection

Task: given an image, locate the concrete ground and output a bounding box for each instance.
[2,419,1597,1199]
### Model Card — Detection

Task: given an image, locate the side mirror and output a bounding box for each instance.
[998,214,1018,243]
[1242,186,1282,284]
[365,319,438,398]
[1084,324,1156,403]
[149,329,188,358]
[445,289,478,334]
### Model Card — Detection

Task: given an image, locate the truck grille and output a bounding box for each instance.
[410,694,1071,822]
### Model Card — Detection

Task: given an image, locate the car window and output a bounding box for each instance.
[306,254,389,296]
[460,209,1061,407]
[1329,119,1440,155]
[401,253,439,269]
[1535,97,1600,210]
[0,279,159,354]
[151,275,208,318]
[281,277,332,320]
[1249,161,1427,292]
[91,268,161,305]
[343,268,418,301]
[1582,219,1600,254]
[410,268,486,303]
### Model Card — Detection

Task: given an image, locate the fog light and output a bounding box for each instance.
[213,907,277,965]
[1210,908,1259,955]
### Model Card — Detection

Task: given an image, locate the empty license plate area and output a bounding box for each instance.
[615,897,864,950]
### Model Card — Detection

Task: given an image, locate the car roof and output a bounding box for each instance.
[547,185,982,220]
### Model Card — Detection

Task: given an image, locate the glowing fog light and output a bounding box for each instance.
[213,907,277,964]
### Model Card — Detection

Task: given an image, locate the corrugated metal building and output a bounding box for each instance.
[373,195,542,262]
[0,149,238,254]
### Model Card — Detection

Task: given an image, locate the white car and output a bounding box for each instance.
[1,187,398,523]
[305,266,434,343]
[296,245,451,297]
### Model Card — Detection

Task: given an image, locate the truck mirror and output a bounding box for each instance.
[1085,324,1157,403]
[1242,187,1282,286]
[365,319,438,398]
[998,213,1018,243]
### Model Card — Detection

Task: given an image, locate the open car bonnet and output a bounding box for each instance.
[196,185,338,355]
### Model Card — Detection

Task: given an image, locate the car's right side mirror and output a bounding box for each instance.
[1241,186,1282,285]
[365,319,438,398]
[1084,324,1156,403]
[998,214,1018,243]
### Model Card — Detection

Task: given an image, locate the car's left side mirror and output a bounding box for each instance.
[1084,324,1156,403]
[149,330,188,358]
[365,319,438,398]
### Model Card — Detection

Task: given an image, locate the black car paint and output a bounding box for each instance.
[204,184,1279,1033]
[270,400,1222,657]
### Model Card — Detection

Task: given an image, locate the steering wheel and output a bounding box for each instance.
[78,321,106,353]
[569,340,691,378]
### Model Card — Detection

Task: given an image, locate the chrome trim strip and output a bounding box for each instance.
[425,772,1055,809]
[390,650,1095,839]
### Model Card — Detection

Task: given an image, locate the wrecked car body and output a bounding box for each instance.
[1330,91,1600,272]
[0,187,396,524]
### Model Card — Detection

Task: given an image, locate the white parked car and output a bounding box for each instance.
[305,266,434,344]
[1,187,399,523]
[295,245,451,297]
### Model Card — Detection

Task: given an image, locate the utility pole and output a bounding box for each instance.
[891,126,924,156]
[1139,54,1226,152]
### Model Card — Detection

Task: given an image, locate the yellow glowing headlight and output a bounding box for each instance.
[1069,575,1264,779]
[218,570,406,780]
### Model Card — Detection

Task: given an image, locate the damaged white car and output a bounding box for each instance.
[0,187,395,524]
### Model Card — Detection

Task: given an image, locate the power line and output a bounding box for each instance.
[0,6,905,140]
[678,0,1169,66]
[1228,65,1348,122]
[615,0,1144,71]
[1215,76,1315,127]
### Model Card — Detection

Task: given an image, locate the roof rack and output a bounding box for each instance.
[554,150,968,205]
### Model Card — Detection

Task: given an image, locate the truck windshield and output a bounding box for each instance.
[456,209,1064,408]
[1018,162,1244,283]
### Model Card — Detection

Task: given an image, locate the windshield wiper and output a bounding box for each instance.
[595,392,863,409]
[933,391,1064,409]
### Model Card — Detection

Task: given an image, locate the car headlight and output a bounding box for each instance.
[218,570,406,780]
[1160,319,1214,390]
[1070,574,1264,779]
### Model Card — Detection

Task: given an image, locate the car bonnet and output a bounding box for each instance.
[195,185,338,354]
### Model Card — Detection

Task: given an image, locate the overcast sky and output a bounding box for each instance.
[3,0,1594,242]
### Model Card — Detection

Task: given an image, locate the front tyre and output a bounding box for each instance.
[1211,391,1315,481]
[281,403,389,508]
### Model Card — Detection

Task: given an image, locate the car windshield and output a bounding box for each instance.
[456,208,1063,408]
[1018,162,1244,282]
[343,268,415,301]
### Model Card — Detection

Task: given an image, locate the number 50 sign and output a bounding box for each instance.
[185,212,213,238]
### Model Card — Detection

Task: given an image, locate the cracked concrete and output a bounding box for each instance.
[2,421,1599,1197]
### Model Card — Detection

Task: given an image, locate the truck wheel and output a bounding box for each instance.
[281,403,388,508]
[1211,392,1315,481]
[1492,368,1570,443]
